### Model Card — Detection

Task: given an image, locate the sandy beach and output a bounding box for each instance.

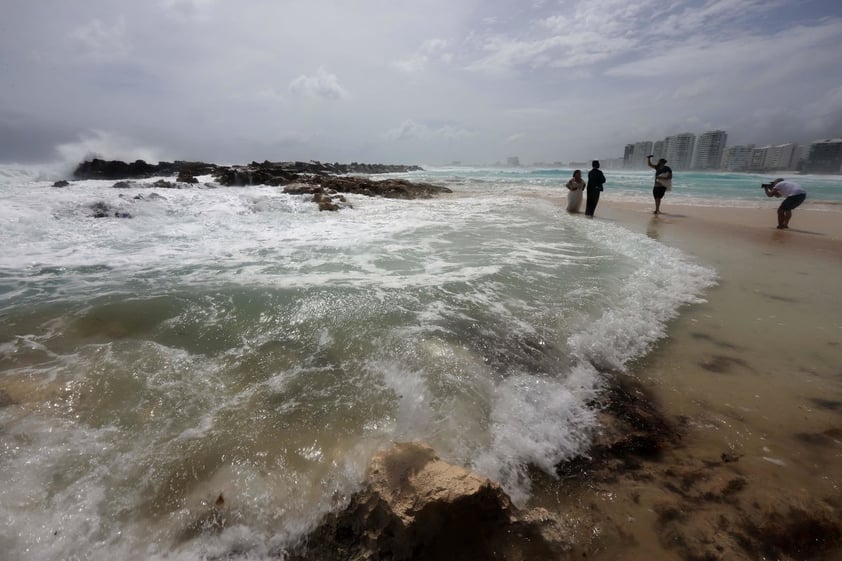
[536,199,842,559]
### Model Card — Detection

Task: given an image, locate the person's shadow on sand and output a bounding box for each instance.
[646,213,688,241]
[771,227,825,236]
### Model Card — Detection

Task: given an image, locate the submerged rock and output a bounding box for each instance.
[90,201,131,219]
[288,441,572,561]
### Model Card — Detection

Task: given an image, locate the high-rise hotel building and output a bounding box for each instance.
[664,133,696,170]
[693,130,728,170]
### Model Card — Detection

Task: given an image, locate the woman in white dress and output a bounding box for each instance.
[565,169,585,213]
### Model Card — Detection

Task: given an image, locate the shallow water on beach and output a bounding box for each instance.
[549,205,842,560]
[647,229,842,488]
[0,168,722,560]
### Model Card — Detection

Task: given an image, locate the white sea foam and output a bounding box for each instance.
[0,165,720,559]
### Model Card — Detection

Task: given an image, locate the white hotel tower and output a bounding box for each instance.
[664,133,696,170]
[693,130,728,170]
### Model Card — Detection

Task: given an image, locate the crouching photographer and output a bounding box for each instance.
[762,178,806,229]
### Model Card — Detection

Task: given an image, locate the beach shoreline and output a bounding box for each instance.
[535,198,842,559]
[288,197,842,560]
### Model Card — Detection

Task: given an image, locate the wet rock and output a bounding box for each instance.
[112,181,135,189]
[0,389,16,407]
[74,158,423,182]
[177,493,229,543]
[52,180,69,187]
[177,171,199,183]
[557,374,678,482]
[133,192,167,201]
[90,201,131,218]
[288,442,573,561]
[698,354,750,374]
[738,506,842,560]
[809,398,842,411]
[302,175,452,199]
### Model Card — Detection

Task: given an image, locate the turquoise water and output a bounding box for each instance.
[407,167,842,205]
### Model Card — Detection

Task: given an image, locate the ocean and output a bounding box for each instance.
[1,164,839,560]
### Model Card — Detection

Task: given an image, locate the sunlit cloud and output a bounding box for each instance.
[68,18,129,63]
[384,120,474,142]
[159,0,216,19]
[393,38,453,74]
[289,68,351,100]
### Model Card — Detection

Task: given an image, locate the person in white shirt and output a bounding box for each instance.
[762,178,807,229]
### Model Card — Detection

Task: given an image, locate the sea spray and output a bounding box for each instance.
[1,168,716,560]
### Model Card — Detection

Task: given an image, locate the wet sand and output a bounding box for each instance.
[536,200,842,559]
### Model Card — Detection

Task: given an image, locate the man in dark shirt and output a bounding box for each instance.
[646,155,672,214]
[585,160,606,217]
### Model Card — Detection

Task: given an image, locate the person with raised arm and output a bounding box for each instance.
[646,155,672,215]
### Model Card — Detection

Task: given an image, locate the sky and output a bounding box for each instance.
[1,0,842,166]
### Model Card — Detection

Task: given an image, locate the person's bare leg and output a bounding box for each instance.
[783,209,792,228]
[654,198,661,214]
[777,208,787,229]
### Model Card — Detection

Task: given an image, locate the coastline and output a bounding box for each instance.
[537,199,842,559]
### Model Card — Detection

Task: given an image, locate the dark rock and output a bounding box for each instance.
[318,199,340,211]
[177,171,199,183]
[288,442,573,561]
[282,184,322,196]
[177,494,229,543]
[738,507,842,560]
[554,373,680,484]
[0,389,16,407]
[74,158,422,182]
[152,180,177,189]
[301,175,452,199]
[112,181,134,189]
[90,201,111,218]
[52,180,69,188]
[90,201,131,218]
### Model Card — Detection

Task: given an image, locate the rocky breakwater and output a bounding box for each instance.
[71,159,443,211]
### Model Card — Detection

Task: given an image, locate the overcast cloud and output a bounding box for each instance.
[1,0,841,166]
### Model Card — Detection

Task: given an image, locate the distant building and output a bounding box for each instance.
[623,141,654,169]
[652,140,666,162]
[693,130,728,170]
[748,146,771,171]
[664,133,696,170]
[764,143,799,170]
[633,141,654,169]
[722,144,754,171]
[623,144,634,168]
[599,157,625,170]
[792,145,809,170]
[506,156,521,167]
[804,138,842,173]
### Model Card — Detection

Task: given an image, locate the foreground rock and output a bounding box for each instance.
[288,442,573,561]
